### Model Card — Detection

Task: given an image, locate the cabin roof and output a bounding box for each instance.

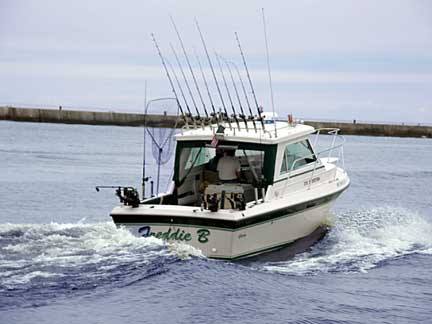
[175,121,315,144]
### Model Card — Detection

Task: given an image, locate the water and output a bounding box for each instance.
[1,121,431,323]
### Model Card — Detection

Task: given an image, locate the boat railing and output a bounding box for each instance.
[288,128,346,189]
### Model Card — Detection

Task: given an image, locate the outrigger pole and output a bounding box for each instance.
[235,32,266,131]
[151,33,190,128]
[216,53,241,131]
[222,58,249,131]
[195,19,233,130]
[170,17,210,122]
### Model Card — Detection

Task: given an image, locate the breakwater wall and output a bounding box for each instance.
[1,106,431,138]
[304,121,432,138]
[0,106,176,128]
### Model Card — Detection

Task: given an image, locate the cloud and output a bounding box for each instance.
[1,0,432,122]
[2,61,432,85]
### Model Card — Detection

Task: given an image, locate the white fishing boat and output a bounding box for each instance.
[103,19,349,260]
[109,118,349,260]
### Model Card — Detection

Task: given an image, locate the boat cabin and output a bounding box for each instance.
[142,121,320,211]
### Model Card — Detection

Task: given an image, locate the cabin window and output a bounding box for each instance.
[280,140,317,174]
[179,146,215,179]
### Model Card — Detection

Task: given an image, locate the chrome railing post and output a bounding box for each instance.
[328,129,337,159]
[313,129,321,147]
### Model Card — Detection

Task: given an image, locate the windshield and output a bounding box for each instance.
[175,141,269,185]
[179,146,215,180]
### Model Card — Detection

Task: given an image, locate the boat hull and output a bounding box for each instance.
[113,200,334,260]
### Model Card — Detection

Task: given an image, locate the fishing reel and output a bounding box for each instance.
[227,193,246,211]
[204,193,219,212]
[95,186,140,208]
[202,192,246,212]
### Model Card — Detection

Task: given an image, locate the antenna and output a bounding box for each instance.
[170,43,202,126]
[151,33,189,128]
[262,8,277,137]
[170,16,209,121]
[235,32,265,131]
[195,19,232,130]
[195,49,218,125]
[216,53,241,131]
[222,58,249,131]
[230,60,257,132]
[142,80,147,199]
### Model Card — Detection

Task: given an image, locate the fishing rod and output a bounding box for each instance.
[229,60,257,132]
[195,19,232,130]
[166,59,196,128]
[195,48,219,125]
[235,32,265,131]
[151,33,190,128]
[216,53,241,131]
[222,58,249,131]
[170,17,210,122]
[170,43,202,128]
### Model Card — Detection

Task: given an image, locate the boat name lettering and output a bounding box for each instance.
[138,226,210,243]
[197,229,210,243]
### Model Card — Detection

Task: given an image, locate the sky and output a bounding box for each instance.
[1,0,432,123]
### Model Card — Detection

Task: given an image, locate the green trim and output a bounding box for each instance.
[173,144,182,185]
[118,222,235,232]
[263,144,277,184]
[113,192,338,231]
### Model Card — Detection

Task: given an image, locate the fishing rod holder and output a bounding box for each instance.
[95,186,140,208]
[150,181,154,197]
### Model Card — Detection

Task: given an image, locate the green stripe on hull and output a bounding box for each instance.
[116,198,332,232]
[112,188,345,230]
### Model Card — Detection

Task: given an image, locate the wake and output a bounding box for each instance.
[263,207,432,275]
[0,221,201,305]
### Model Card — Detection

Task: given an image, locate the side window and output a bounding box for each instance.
[280,140,317,174]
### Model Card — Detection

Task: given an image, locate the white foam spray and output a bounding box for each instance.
[0,222,202,288]
[264,207,432,275]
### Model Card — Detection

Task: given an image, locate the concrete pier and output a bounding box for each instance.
[1,106,431,138]
[0,106,177,128]
[304,120,432,138]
